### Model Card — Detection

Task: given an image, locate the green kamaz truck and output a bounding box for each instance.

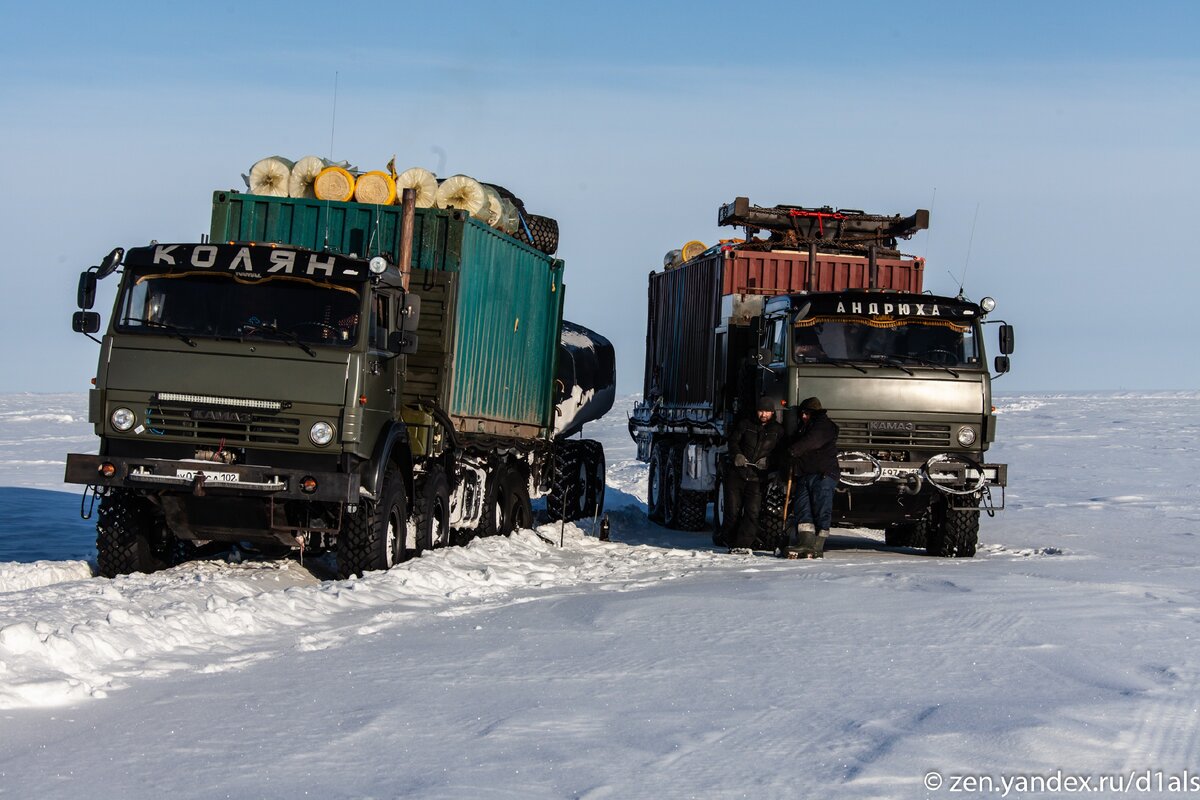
[67,189,615,578]
[629,198,1014,557]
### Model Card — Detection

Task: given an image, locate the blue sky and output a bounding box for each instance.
[2,1,1198,392]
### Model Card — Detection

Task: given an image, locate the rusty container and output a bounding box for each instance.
[643,245,924,405]
[722,248,924,295]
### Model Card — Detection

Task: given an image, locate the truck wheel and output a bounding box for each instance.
[647,441,667,523]
[96,490,172,578]
[675,490,708,532]
[547,441,588,522]
[501,470,534,533]
[925,499,979,558]
[516,213,559,255]
[908,504,935,549]
[337,468,411,579]
[757,480,787,551]
[482,466,531,536]
[413,465,451,552]
[711,472,727,546]
[661,445,684,528]
[581,440,606,520]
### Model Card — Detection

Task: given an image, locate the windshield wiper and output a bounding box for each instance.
[809,356,868,374]
[240,322,317,358]
[123,317,198,348]
[867,354,915,375]
[886,353,960,378]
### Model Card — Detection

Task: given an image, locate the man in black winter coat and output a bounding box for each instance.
[785,396,840,558]
[719,397,785,554]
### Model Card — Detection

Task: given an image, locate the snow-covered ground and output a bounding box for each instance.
[1,392,1198,798]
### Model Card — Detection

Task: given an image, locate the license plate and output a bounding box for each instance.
[881,466,921,477]
[175,469,240,483]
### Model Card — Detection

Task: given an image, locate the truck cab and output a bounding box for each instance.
[757,290,1012,555]
[68,242,420,576]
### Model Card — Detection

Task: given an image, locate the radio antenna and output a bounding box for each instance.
[957,202,980,298]
[328,71,339,160]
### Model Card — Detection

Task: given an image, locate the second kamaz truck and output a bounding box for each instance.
[629,198,1014,557]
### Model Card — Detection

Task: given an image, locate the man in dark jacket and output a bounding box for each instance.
[719,397,784,554]
[785,396,840,558]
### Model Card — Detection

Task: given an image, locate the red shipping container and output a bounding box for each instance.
[721,249,924,296]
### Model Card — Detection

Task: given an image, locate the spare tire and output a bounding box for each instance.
[518,213,559,256]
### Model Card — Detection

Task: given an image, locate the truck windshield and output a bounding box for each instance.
[792,316,981,368]
[115,272,362,347]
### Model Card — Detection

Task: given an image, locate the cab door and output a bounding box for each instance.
[361,289,398,429]
[758,313,788,403]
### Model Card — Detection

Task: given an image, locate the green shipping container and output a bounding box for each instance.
[210,191,565,440]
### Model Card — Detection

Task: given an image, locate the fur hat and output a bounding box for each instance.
[799,396,823,412]
[756,396,777,412]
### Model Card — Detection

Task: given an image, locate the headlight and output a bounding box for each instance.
[111,407,136,432]
[309,421,335,446]
[980,297,996,312]
[956,426,977,447]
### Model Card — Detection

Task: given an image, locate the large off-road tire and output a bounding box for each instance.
[547,441,587,522]
[413,464,451,552]
[647,441,667,523]
[516,213,559,255]
[925,498,979,558]
[712,472,727,547]
[477,466,506,538]
[675,489,708,532]
[580,439,606,521]
[500,469,533,534]
[337,468,411,579]
[888,498,943,548]
[757,479,788,551]
[96,490,172,578]
[906,503,935,549]
[661,444,684,528]
[481,465,532,536]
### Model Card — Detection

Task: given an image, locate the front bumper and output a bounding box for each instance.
[838,453,1007,492]
[65,453,357,503]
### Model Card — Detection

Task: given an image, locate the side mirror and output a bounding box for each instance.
[73,311,101,334]
[78,271,98,310]
[994,355,1010,374]
[97,247,124,279]
[399,293,421,333]
[999,324,1014,355]
[388,331,419,355]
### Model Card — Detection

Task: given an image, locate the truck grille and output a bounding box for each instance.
[837,421,951,450]
[146,406,301,446]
